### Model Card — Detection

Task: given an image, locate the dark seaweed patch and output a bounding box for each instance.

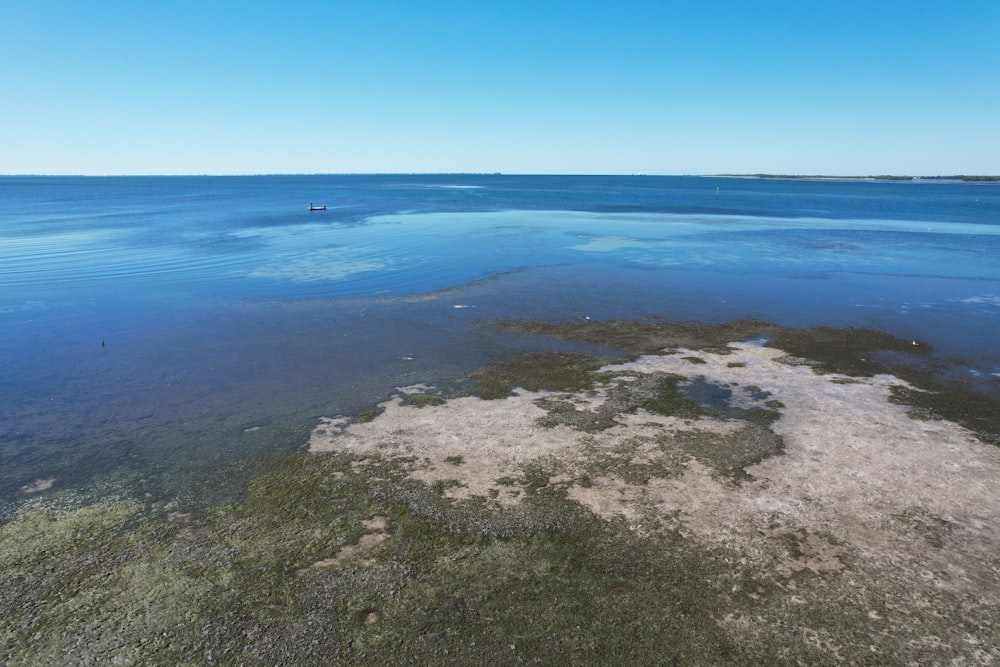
[463,351,603,399]
[767,325,930,377]
[672,424,785,481]
[497,317,771,356]
[889,383,1000,444]
[406,394,446,408]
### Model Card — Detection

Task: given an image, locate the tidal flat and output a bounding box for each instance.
[2,319,998,666]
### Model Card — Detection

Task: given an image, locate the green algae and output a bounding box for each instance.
[497,317,771,356]
[889,383,1000,445]
[620,372,705,420]
[431,479,463,496]
[356,407,381,423]
[534,371,708,433]
[406,394,446,408]
[0,446,768,664]
[463,350,603,399]
[0,502,141,584]
[578,434,687,485]
[1,441,992,665]
[745,407,782,427]
[767,325,931,377]
[674,424,785,481]
[0,503,161,663]
[534,397,619,431]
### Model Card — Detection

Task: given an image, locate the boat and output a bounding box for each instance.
[309,203,326,211]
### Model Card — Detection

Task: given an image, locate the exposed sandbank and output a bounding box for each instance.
[309,341,998,577]
[309,338,1000,661]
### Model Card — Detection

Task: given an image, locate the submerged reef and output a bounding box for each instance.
[2,319,999,665]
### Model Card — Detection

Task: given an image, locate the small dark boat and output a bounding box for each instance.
[309,203,327,211]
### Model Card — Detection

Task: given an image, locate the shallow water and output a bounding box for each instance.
[2,175,999,506]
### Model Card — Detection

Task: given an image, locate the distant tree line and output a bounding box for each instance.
[924,175,1000,182]
[719,174,999,182]
[721,174,913,181]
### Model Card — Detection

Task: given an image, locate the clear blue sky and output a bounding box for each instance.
[2,1,998,175]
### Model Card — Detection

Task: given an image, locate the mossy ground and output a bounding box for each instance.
[0,454,772,665]
[5,449,992,665]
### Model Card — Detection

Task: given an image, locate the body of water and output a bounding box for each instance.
[2,174,999,508]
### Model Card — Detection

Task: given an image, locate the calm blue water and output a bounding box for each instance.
[2,175,999,507]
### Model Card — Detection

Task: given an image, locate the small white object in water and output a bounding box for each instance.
[18,478,56,494]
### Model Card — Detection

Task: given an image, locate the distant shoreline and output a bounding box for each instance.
[3,172,999,181]
[714,173,1000,183]
[0,172,1000,183]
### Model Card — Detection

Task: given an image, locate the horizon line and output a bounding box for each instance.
[1,172,998,180]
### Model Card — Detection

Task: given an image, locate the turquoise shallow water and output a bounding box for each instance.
[2,175,999,507]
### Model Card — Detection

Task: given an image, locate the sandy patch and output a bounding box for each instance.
[298,515,393,574]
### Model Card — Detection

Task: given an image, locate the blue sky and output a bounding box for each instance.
[2,1,998,175]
